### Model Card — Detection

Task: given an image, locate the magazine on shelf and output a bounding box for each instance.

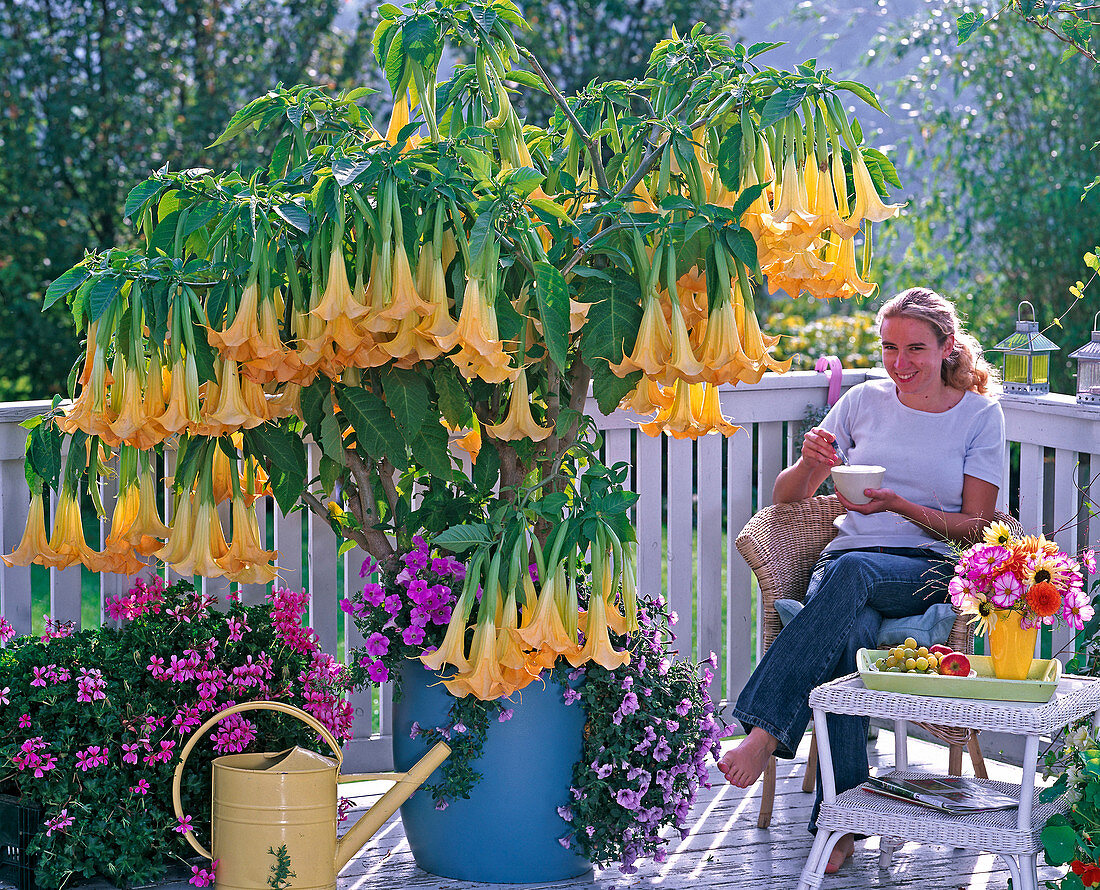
[864,773,1019,814]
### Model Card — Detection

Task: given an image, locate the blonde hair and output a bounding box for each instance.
[876,287,1001,396]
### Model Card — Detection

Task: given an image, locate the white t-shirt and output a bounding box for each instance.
[820,377,1005,554]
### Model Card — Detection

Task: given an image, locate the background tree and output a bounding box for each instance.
[0,0,379,400]
[873,0,1100,392]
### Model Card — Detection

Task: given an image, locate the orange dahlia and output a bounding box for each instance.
[1026,581,1062,618]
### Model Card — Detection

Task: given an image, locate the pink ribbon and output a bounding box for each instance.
[814,355,843,406]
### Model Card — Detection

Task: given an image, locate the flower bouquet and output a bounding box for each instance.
[949,522,1095,633]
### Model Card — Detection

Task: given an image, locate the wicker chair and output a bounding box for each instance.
[734,494,1009,829]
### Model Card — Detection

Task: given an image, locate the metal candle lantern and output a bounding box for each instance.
[1068,312,1100,404]
[990,301,1059,395]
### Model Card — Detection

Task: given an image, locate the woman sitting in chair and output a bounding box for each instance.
[718,287,1004,872]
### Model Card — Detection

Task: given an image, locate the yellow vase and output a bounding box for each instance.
[987,609,1038,680]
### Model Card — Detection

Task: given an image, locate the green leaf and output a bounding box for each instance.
[529,197,573,224]
[723,226,759,270]
[759,88,807,129]
[402,14,440,69]
[275,202,311,234]
[409,414,453,480]
[862,148,902,190]
[432,522,493,553]
[384,26,407,95]
[433,364,473,428]
[124,179,167,221]
[729,182,768,220]
[472,437,500,491]
[579,275,643,364]
[150,209,183,256]
[381,366,430,436]
[716,127,742,192]
[88,274,125,324]
[504,69,550,94]
[319,411,346,467]
[244,422,307,514]
[834,80,884,114]
[332,157,372,187]
[956,11,986,46]
[211,94,276,147]
[505,166,546,198]
[591,363,640,416]
[1040,816,1079,865]
[43,267,90,311]
[534,261,570,372]
[592,490,640,516]
[336,384,407,469]
[468,209,495,267]
[299,378,329,439]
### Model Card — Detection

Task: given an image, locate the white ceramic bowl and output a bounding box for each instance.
[831,465,885,505]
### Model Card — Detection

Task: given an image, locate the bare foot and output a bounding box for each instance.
[716,727,777,787]
[824,834,855,874]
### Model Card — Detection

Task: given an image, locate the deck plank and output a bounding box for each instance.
[5,732,1063,890]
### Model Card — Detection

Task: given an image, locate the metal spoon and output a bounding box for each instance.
[831,439,850,466]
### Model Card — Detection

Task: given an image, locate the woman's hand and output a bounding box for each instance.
[835,487,901,515]
[801,427,841,470]
[773,427,839,503]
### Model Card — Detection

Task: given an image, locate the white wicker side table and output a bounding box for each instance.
[796,672,1100,890]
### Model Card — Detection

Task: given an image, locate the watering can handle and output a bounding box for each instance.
[171,700,345,861]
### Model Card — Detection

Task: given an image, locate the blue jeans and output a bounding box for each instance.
[731,546,953,830]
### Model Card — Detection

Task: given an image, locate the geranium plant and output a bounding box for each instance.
[948,522,1095,635]
[0,578,356,890]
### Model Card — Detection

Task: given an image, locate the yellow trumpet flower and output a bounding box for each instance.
[568,571,629,670]
[443,618,507,700]
[640,380,702,439]
[487,372,553,442]
[156,356,202,436]
[48,487,100,570]
[848,149,904,225]
[110,363,158,449]
[516,565,578,668]
[416,242,457,342]
[168,495,229,578]
[127,466,170,555]
[495,589,539,695]
[439,277,518,383]
[156,491,196,567]
[819,152,861,240]
[695,383,742,436]
[770,153,822,248]
[381,311,445,368]
[609,292,671,378]
[217,495,276,584]
[379,244,433,321]
[618,377,673,417]
[2,490,65,568]
[659,296,706,385]
[420,598,472,673]
[202,359,266,434]
[695,296,753,385]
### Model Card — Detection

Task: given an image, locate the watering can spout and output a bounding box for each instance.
[334,741,451,873]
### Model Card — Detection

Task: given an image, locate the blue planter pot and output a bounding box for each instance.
[391,664,591,883]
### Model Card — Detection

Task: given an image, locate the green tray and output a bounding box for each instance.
[856,648,1061,703]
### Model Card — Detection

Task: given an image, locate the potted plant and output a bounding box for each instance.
[3,0,903,880]
[340,535,723,879]
[0,578,356,890]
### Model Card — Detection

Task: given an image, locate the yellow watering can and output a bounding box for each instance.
[172,701,450,890]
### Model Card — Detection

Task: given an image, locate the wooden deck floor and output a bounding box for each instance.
[3,730,1064,890]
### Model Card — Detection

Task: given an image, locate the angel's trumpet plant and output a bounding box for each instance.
[2,490,65,569]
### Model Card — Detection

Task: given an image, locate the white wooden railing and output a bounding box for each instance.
[1,370,1098,769]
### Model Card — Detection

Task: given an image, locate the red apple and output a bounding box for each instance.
[938,653,971,677]
[929,644,953,657]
